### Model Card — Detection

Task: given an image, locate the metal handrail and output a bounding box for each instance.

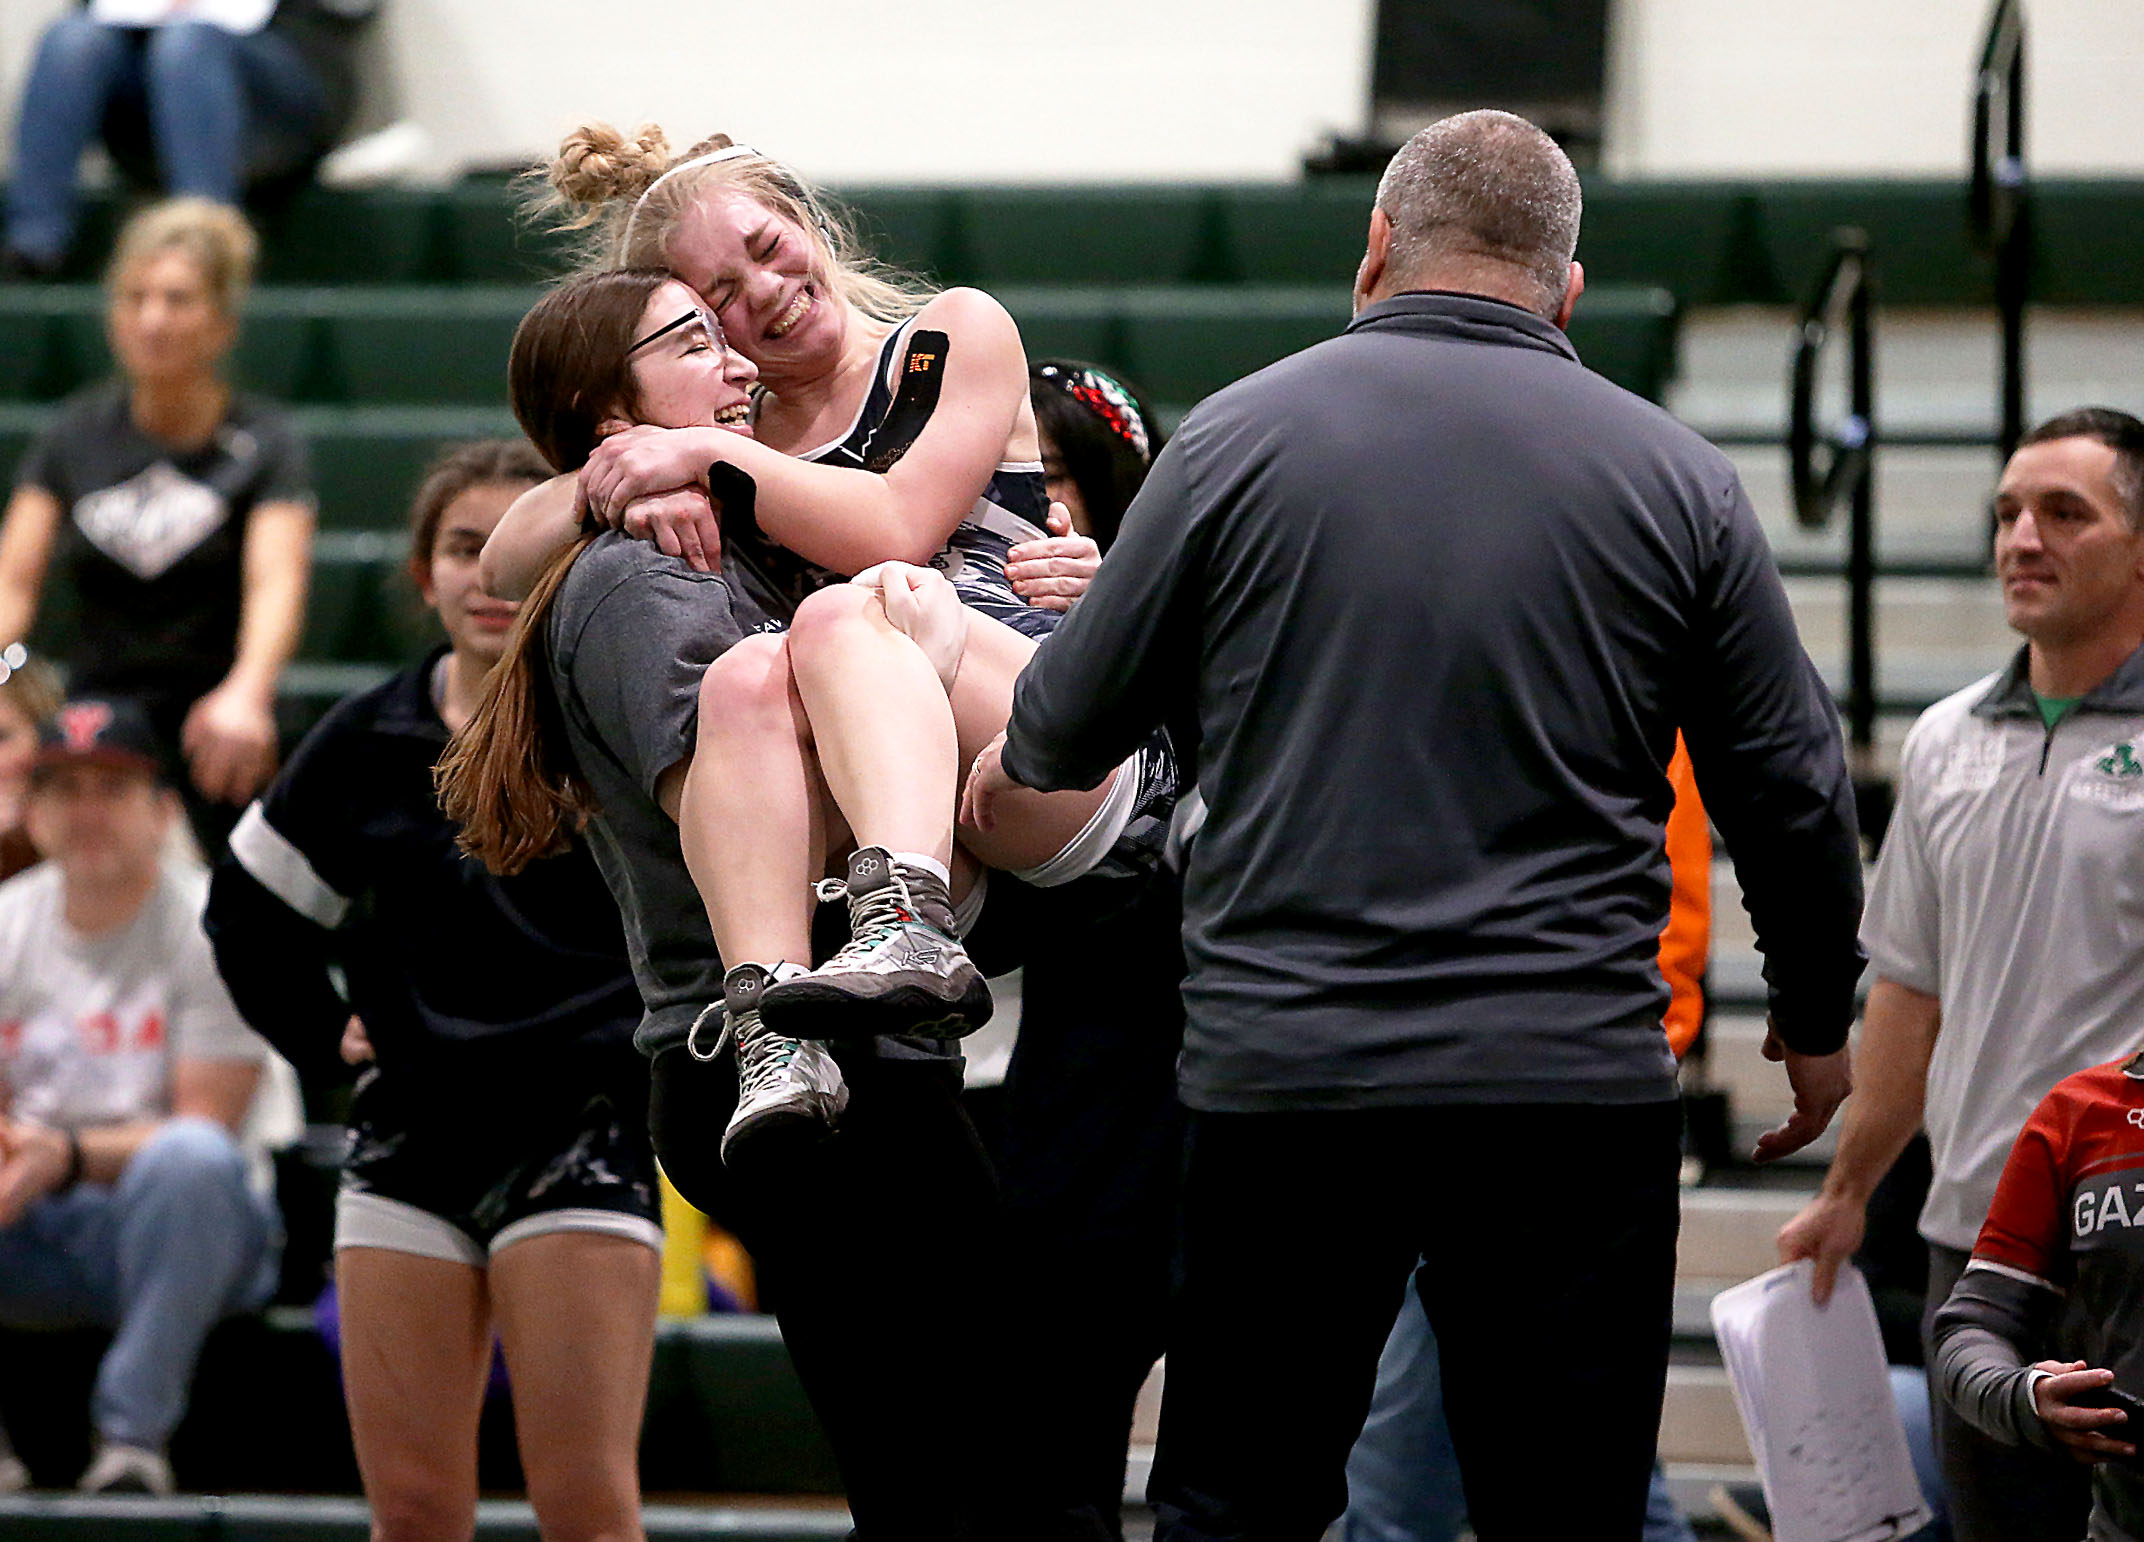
[1788,230,1879,756]
[1970,0,2026,250]
[1970,0,2028,466]
[1789,235,1873,531]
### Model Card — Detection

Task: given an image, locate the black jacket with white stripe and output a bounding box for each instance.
[204,648,641,1115]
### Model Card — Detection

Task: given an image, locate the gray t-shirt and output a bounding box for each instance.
[547,533,778,1056]
[0,860,269,1127]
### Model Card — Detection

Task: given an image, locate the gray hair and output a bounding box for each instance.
[1374,110,1582,318]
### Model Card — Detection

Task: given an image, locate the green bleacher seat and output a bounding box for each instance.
[952,186,1220,285]
[2030,181,2144,306]
[1001,283,1679,409]
[1572,180,1753,305]
[1742,181,1991,307]
[830,187,960,284]
[995,288,1123,368]
[302,537,431,666]
[0,288,536,407]
[0,289,113,402]
[1111,287,1347,404]
[1211,180,1378,286]
[306,290,528,407]
[10,177,2144,306]
[643,1316,844,1495]
[254,186,444,286]
[437,182,581,285]
[1567,286,1683,403]
[293,405,523,527]
[231,311,326,402]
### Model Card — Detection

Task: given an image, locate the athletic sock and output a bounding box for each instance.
[886,851,951,889]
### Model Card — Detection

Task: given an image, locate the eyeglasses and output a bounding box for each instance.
[1035,363,1152,464]
[628,301,727,359]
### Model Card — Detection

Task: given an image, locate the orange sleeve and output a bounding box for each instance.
[1660,735,1712,1059]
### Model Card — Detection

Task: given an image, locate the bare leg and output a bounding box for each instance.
[785,583,959,869]
[337,1248,491,1542]
[491,1232,660,1542]
[947,611,1120,873]
[672,634,834,971]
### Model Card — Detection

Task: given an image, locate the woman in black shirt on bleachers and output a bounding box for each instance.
[204,441,662,1542]
[0,197,314,852]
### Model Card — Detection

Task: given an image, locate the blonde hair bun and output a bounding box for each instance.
[549,121,690,209]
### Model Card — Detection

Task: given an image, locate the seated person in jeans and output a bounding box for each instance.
[2,0,376,276]
[0,697,279,1495]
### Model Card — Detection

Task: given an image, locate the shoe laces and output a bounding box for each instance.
[735,1015,807,1099]
[686,1000,736,1063]
[813,869,920,968]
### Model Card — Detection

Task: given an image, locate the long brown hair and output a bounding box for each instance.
[435,270,664,874]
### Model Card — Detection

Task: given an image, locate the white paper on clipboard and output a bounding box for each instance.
[89,0,278,37]
[1709,1260,1932,1542]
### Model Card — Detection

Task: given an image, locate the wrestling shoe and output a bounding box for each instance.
[706,962,848,1164]
[760,847,994,1040]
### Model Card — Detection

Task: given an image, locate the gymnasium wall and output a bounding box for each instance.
[1,0,2141,183]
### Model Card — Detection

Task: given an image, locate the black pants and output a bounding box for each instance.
[1150,1098,1683,1542]
[995,871,1188,1540]
[652,1044,1028,1541]
[1922,1242,2091,1542]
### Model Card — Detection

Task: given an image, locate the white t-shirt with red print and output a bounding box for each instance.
[0,860,268,1129]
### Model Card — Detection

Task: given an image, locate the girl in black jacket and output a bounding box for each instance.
[205,441,661,1542]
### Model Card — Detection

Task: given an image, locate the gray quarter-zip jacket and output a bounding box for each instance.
[1002,291,1865,1112]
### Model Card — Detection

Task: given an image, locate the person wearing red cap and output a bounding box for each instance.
[0,696,278,1496]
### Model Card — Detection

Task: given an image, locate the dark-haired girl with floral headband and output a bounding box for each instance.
[1028,358,1169,553]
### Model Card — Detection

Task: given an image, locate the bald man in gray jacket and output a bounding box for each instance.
[966,111,1864,1540]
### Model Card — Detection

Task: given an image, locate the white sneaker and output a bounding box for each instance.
[0,1450,26,1495]
[78,1442,173,1496]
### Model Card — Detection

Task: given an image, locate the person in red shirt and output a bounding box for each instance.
[1932,1053,2144,1540]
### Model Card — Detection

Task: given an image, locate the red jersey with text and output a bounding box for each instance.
[1974,1054,2144,1386]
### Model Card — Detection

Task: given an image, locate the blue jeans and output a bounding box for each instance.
[1340,1281,1695,1542]
[0,1118,279,1450]
[5,13,333,264]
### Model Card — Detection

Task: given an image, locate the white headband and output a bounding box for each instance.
[621,143,765,251]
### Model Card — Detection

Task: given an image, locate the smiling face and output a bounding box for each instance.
[1993,435,2144,649]
[625,279,760,431]
[665,189,842,376]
